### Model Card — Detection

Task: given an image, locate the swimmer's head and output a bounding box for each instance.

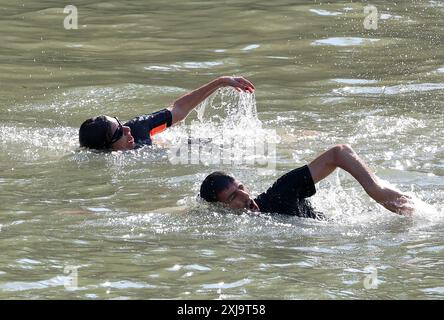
[79,115,135,151]
[200,172,260,212]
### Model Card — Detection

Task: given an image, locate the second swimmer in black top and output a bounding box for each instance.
[200,145,415,217]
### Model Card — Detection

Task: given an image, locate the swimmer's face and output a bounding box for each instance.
[106,116,135,151]
[216,180,260,212]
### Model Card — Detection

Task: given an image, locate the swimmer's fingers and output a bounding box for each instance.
[233,76,255,89]
[245,86,254,93]
[397,203,415,216]
[232,76,255,92]
[220,76,255,93]
[383,197,415,216]
[236,86,253,93]
[399,195,416,216]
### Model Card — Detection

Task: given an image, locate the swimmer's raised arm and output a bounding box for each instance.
[307,144,414,215]
[169,76,255,125]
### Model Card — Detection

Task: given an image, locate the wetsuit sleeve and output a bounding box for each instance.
[148,108,173,137]
[124,109,173,145]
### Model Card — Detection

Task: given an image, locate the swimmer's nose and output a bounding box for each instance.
[123,126,131,135]
[238,190,251,202]
[239,189,250,198]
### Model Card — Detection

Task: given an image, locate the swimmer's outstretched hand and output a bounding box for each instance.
[377,189,415,216]
[219,76,255,93]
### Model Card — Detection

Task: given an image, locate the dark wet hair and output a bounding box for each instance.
[200,171,235,202]
[79,116,112,150]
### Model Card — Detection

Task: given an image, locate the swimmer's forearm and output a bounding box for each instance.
[170,77,225,125]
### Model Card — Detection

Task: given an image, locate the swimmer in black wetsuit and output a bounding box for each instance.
[200,145,415,217]
[78,76,255,151]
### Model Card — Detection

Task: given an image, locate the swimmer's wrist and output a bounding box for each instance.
[217,76,230,87]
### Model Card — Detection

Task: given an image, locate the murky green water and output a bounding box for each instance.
[0,0,443,299]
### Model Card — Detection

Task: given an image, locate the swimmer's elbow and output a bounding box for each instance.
[170,104,187,125]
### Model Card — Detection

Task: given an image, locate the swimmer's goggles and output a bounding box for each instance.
[105,117,124,148]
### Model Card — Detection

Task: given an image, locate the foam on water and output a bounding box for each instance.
[351,116,426,139]
[0,125,78,162]
[15,84,184,119]
[156,88,280,168]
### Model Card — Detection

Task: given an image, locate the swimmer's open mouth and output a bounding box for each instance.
[248,200,258,211]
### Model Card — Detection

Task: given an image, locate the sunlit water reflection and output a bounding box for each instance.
[0,0,443,299]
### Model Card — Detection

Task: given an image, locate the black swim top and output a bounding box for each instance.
[124,108,173,148]
[254,165,324,219]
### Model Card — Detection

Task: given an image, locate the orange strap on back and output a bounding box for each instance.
[150,123,167,137]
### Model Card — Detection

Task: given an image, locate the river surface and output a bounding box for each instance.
[0,0,443,299]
